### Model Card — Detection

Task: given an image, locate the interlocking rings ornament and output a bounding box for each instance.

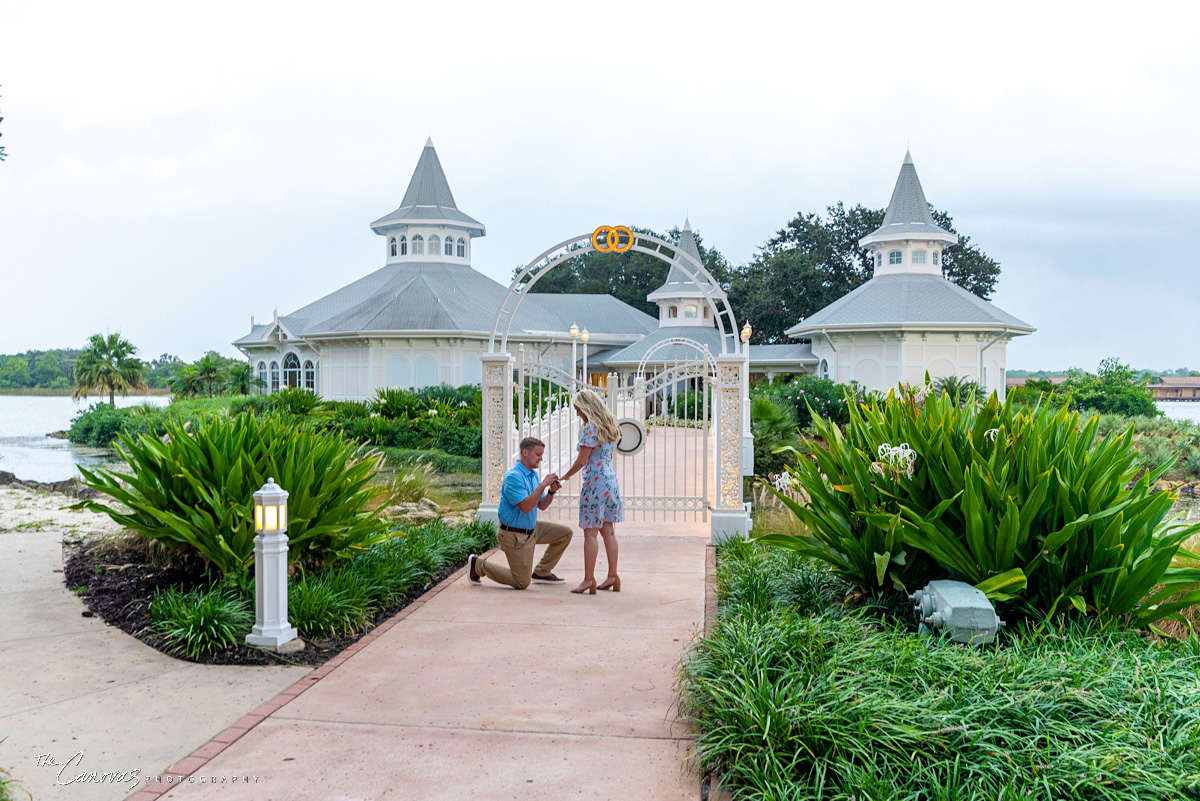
[592,226,634,254]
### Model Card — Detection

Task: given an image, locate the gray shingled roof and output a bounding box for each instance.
[596,326,724,367]
[860,152,956,243]
[370,139,485,236]
[236,263,657,344]
[647,219,720,301]
[748,343,818,364]
[785,273,1035,336]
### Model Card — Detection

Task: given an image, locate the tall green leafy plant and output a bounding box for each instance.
[73,332,147,406]
[74,414,396,575]
[759,387,1200,624]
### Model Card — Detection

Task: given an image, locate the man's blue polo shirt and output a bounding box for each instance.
[498,460,543,530]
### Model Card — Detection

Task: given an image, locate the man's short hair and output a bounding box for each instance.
[519,436,545,453]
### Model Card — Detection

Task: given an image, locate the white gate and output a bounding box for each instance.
[478,228,752,542]
[513,347,715,523]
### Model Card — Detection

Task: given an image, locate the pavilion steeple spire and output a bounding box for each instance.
[370,139,485,241]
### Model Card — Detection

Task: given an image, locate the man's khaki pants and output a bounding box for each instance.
[478,520,573,589]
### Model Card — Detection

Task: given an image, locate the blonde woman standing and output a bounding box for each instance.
[559,389,624,595]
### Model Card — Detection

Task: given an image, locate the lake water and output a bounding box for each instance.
[0,395,170,482]
[0,396,1196,483]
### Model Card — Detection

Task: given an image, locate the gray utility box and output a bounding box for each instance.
[909,580,1004,646]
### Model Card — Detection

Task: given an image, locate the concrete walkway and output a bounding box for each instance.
[154,528,707,801]
[0,487,308,801]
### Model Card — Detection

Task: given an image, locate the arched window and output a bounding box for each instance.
[257,361,267,393]
[444,236,453,256]
[386,355,410,389]
[269,360,280,392]
[303,360,316,391]
[668,305,678,319]
[888,250,902,265]
[283,353,301,388]
[683,305,698,318]
[932,251,940,266]
[456,238,465,257]
[912,250,927,264]
[399,235,407,255]
[875,252,882,267]
[412,235,424,255]
[414,355,437,388]
[819,358,829,380]
[428,235,440,255]
[389,237,397,257]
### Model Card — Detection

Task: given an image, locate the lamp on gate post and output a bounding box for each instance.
[570,323,580,387]
[581,329,590,387]
[246,478,303,652]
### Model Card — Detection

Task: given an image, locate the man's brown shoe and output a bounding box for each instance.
[531,572,566,584]
[468,554,482,585]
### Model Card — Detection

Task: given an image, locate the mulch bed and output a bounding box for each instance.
[62,537,464,668]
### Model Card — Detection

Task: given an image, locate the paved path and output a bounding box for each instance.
[155,530,707,801]
[0,487,308,801]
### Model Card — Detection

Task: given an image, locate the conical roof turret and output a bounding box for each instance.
[859,151,956,247]
[647,218,717,301]
[371,139,485,237]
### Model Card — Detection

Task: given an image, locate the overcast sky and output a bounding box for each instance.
[2,1,1198,371]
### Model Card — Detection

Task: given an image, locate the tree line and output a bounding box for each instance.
[0,336,258,402]
[520,202,1000,344]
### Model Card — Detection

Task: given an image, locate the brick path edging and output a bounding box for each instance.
[124,565,468,801]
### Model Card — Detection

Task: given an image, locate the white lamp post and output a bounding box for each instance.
[570,323,580,388]
[245,478,303,652]
[581,329,590,387]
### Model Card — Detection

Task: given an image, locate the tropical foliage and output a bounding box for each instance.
[759,386,1200,623]
[75,414,397,575]
[752,375,860,431]
[749,395,801,477]
[679,540,1200,800]
[73,332,147,406]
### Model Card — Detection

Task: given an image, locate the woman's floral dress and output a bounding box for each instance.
[577,421,624,529]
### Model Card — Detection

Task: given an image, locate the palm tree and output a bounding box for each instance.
[169,366,201,398]
[223,362,263,395]
[932,375,984,406]
[193,351,226,397]
[73,333,148,407]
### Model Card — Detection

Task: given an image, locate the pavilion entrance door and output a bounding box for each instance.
[513,349,713,524]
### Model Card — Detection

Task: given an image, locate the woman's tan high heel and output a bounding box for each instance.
[571,578,597,595]
[597,575,621,592]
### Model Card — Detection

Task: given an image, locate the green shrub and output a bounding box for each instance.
[1063,357,1159,417]
[750,395,800,478]
[760,386,1200,624]
[321,399,372,419]
[753,375,859,431]
[680,542,1200,800]
[437,422,482,457]
[74,414,396,575]
[269,387,321,416]
[668,389,710,420]
[382,447,482,474]
[149,586,253,658]
[229,395,272,416]
[68,402,130,446]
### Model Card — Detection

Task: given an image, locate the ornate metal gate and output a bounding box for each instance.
[512,347,715,523]
[478,228,752,542]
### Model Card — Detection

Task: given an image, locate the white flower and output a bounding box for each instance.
[428,409,438,417]
[984,428,1000,442]
[772,473,794,492]
[876,442,917,479]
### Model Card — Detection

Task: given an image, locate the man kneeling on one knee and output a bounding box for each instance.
[469,436,572,589]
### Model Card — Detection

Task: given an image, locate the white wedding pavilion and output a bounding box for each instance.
[235,142,1032,401]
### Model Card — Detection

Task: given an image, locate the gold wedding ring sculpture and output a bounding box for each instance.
[591,225,634,253]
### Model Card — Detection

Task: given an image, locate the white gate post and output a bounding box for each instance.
[477,352,515,525]
[711,355,751,543]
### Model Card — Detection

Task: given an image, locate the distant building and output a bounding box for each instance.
[786,153,1035,399]
[1151,375,1200,401]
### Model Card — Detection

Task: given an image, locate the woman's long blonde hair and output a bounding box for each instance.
[574,389,620,444]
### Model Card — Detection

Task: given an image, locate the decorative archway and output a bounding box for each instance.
[478,228,751,542]
[635,336,715,377]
